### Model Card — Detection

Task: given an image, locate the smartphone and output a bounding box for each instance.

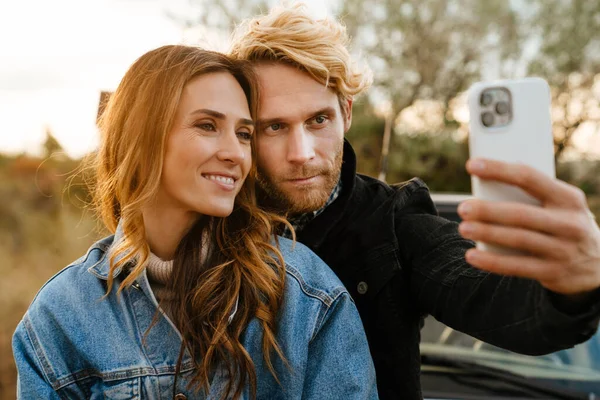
[467,77,556,254]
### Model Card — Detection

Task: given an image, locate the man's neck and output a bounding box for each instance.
[283,177,343,237]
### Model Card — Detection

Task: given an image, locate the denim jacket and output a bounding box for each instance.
[13,231,378,399]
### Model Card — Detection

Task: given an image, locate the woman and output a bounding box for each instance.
[12,46,378,399]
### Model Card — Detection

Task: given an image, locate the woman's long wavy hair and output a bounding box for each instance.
[89,45,291,399]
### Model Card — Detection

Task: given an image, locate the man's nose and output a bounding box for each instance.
[287,128,315,164]
[217,129,246,165]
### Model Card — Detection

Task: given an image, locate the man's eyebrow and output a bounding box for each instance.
[311,107,336,117]
[256,116,284,127]
[257,107,337,126]
[191,109,254,126]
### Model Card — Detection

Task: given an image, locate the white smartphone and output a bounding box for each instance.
[467,77,556,254]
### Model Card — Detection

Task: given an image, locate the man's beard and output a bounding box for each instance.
[257,143,343,216]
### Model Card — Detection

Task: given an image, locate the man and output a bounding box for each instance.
[230,4,600,399]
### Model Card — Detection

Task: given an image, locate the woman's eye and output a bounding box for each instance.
[196,123,216,131]
[237,131,253,142]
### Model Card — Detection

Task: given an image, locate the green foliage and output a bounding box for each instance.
[168,0,270,40]
[335,0,525,184]
[345,99,386,176]
[529,0,600,78]
[527,0,600,160]
[337,0,522,113]
[346,99,470,191]
[387,132,471,192]
[557,159,600,195]
[179,0,600,182]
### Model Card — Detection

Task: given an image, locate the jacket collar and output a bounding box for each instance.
[87,222,130,280]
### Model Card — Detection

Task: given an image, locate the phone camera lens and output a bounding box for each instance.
[481,112,495,127]
[495,101,510,115]
[480,92,493,106]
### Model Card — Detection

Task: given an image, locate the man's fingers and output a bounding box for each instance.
[466,158,587,208]
[457,200,591,241]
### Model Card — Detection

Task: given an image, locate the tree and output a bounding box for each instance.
[346,98,387,177]
[42,127,65,160]
[388,131,470,191]
[528,0,600,161]
[167,0,270,47]
[336,0,523,177]
[178,1,600,185]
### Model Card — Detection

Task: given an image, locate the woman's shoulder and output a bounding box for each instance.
[26,235,115,318]
[275,236,349,307]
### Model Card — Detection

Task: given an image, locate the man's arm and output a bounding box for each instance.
[398,186,600,354]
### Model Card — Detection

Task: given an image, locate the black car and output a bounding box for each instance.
[419,193,600,400]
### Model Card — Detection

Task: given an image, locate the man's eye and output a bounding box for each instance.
[313,115,328,124]
[269,123,281,131]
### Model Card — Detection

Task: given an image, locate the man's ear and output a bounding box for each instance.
[343,98,353,134]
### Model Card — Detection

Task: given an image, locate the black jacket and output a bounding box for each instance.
[294,140,600,399]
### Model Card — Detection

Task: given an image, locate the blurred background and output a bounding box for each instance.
[1,0,600,398]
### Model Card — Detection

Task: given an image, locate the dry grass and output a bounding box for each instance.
[0,206,102,399]
[0,154,104,399]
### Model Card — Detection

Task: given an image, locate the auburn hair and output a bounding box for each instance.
[88,45,291,399]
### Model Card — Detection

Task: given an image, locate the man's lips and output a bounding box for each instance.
[286,175,321,184]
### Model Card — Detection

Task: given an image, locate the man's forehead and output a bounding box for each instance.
[257,92,338,122]
[255,63,332,95]
[255,63,339,119]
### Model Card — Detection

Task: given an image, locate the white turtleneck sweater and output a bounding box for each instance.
[146,252,174,303]
[144,249,239,324]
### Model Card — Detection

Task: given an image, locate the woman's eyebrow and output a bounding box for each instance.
[191,108,254,126]
[191,108,226,119]
[238,118,255,126]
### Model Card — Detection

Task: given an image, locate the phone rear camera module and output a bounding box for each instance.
[476,87,511,128]
[481,112,495,127]
[480,92,493,106]
[495,101,510,115]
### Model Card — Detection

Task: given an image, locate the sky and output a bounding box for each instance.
[0,0,328,158]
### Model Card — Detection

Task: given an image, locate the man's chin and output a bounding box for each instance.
[257,176,335,215]
[283,191,329,215]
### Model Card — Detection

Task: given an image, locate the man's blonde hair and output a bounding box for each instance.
[229,3,373,109]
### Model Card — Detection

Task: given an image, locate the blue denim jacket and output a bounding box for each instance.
[13,232,378,399]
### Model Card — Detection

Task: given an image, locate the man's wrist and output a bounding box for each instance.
[548,287,600,315]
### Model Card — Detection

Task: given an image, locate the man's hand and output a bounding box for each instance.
[458,158,600,296]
